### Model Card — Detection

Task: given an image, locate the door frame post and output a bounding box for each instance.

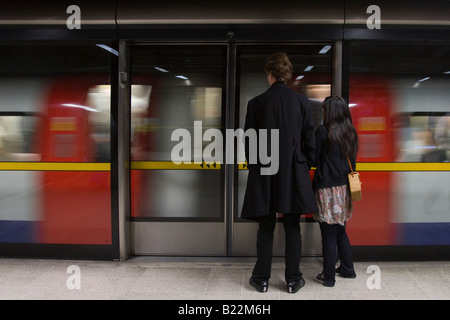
[118,40,131,261]
[225,32,237,256]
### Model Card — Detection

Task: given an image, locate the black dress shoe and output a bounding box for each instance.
[287,277,305,293]
[315,272,335,287]
[249,278,268,293]
[336,267,357,279]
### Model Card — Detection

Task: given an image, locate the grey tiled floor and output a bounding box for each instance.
[0,257,449,300]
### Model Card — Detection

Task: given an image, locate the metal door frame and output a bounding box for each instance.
[121,41,230,258]
[118,40,131,260]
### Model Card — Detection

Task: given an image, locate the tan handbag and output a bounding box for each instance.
[347,157,362,201]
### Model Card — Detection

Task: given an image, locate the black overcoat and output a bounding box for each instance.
[240,82,318,220]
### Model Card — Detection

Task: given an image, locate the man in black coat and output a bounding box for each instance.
[241,52,318,293]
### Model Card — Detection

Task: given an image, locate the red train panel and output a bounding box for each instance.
[347,75,396,245]
[38,76,112,245]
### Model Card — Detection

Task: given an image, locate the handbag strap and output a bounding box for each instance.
[347,156,354,173]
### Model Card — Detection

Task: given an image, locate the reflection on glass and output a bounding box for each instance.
[236,45,332,219]
[348,40,450,246]
[349,41,450,163]
[392,77,450,163]
[0,42,113,245]
[131,46,225,219]
[237,45,332,129]
[0,82,112,163]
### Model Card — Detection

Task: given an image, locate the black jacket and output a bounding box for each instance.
[241,82,318,220]
[312,125,356,190]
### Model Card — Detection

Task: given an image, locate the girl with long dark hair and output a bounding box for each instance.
[312,96,358,287]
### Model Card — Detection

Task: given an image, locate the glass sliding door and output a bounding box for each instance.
[233,44,333,256]
[130,44,227,255]
[129,43,333,257]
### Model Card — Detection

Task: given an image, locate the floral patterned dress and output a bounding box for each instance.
[313,184,353,226]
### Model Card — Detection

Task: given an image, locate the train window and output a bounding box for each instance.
[0,114,42,161]
[396,112,450,162]
[87,85,111,162]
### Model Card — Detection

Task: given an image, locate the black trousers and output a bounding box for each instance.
[251,213,303,283]
[319,222,355,286]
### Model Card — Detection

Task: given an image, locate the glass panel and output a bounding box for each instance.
[349,41,450,163]
[131,45,226,219]
[0,41,114,244]
[348,40,450,246]
[236,45,333,219]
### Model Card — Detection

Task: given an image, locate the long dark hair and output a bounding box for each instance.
[322,96,358,160]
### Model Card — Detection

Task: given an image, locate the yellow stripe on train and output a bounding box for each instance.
[0,162,110,171]
[1,161,448,172]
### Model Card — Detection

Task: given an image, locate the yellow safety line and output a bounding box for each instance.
[130,161,450,171]
[0,162,110,171]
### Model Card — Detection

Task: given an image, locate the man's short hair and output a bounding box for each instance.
[264,52,293,82]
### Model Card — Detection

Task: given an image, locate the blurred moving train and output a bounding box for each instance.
[0,0,449,260]
[0,75,112,244]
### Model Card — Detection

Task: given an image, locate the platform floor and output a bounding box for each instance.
[0,257,449,300]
